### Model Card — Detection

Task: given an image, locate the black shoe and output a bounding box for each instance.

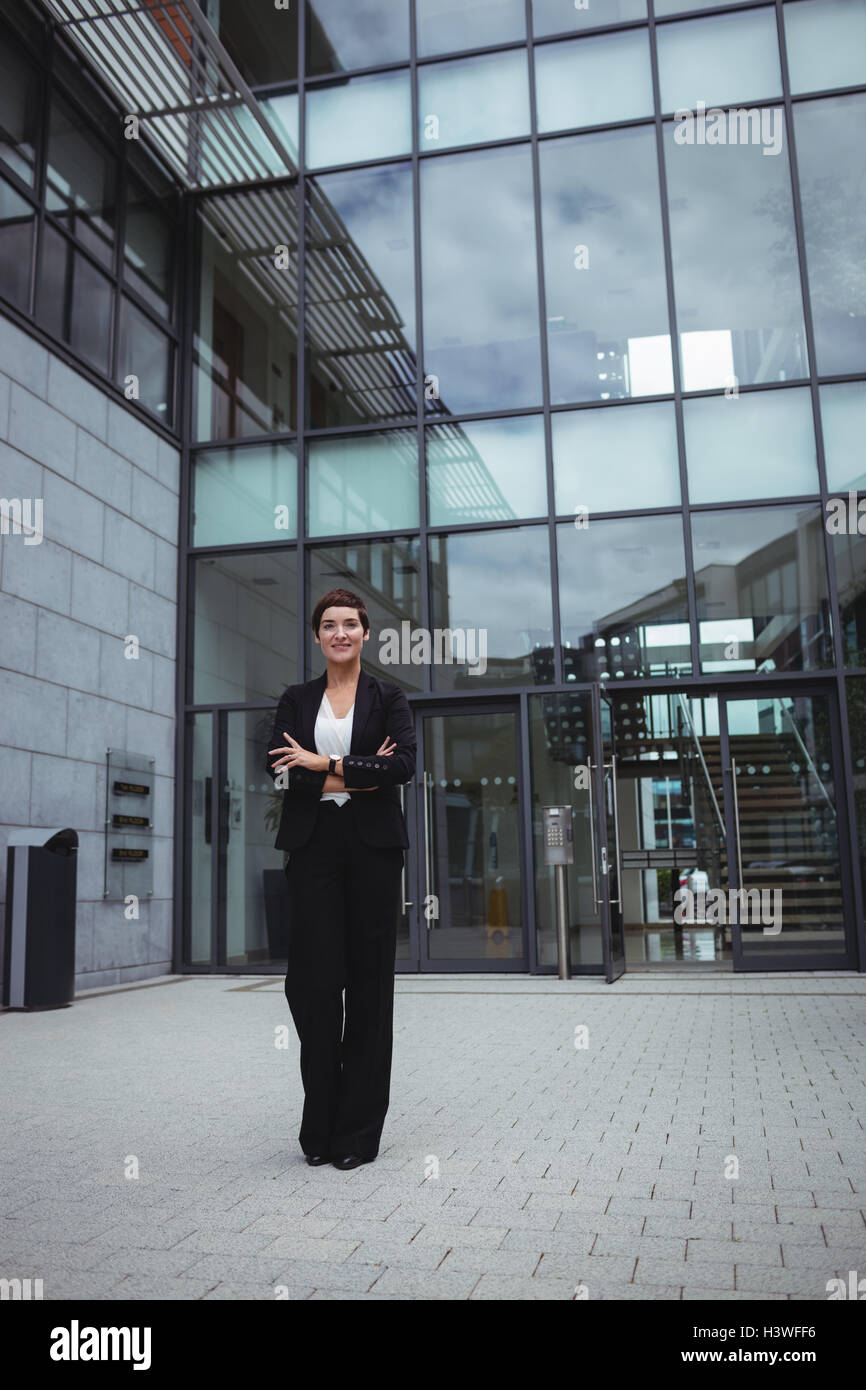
[332,1154,373,1170]
[305,1154,331,1166]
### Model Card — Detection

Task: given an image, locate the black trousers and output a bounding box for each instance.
[283,798,404,1160]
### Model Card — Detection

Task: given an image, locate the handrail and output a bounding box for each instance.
[777,699,836,817]
[675,694,726,837]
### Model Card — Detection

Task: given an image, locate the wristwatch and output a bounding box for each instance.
[328,756,337,775]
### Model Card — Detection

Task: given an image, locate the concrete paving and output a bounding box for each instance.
[1,972,865,1301]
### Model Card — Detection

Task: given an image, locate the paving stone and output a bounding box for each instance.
[636,1257,735,1291]
[202,1281,316,1300]
[733,1266,831,1296]
[682,1287,788,1301]
[437,1246,544,1277]
[535,1253,637,1284]
[468,1274,578,1300]
[364,1267,482,1299]
[104,1275,218,1300]
[344,1241,452,1271]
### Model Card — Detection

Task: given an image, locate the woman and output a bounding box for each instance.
[266,588,416,1170]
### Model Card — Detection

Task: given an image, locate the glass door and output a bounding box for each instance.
[406,703,528,971]
[719,688,855,970]
[594,691,732,971]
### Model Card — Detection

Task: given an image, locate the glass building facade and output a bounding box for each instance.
[3,0,866,977]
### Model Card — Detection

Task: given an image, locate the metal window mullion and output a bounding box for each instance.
[647,0,701,681]
[526,0,563,689]
[297,0,307,679]
[173,183,196,971]
[30,20,54,321]
[111,106,128,395]
[409,0,431,694]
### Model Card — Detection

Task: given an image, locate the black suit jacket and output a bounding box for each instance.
[265,668,416,851]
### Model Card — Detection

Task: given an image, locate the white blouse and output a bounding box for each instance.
[314,692,354,806]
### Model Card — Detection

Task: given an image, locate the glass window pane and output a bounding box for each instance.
[118,298,173,421]
[0,177,35,311]
[684,388,819,504]
[557,515,691,680]
[419,49,530,149]
[535,30,654,133]
[829,498,866,665]
[532,0,646,38]
[309,538,423,690]
[37,224,113,374]
[540,127,673,404]
[306,71,411,169]
[665,116,807,389]
[426,415,547,524]
[794,94,866,377]
[421,145,542,415]
[46,96,116,268]
[820,382,866,492]
[658,9,782,112]
[692,505,832,672]
[0,36,40,185]
[553,401,680,513]
[193,442,298,547]
[307,0,409,75]
[124,175,175,319]
[655,0,758,12]
[191,550,299,704]
[35,221,66,339]
[416,0,525,57]
[261,93,300,168]
[202,0,298,85]
[194,186,297,442]
[429,526,554,688]
[306,163,416,429]
[199,94,298,185]
[785,0,866,94]
[226,707,296,967]
[308,430,419,537]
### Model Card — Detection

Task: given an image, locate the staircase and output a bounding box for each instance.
[698,734,844,932]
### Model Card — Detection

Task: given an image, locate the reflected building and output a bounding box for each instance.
[0,0,865,985]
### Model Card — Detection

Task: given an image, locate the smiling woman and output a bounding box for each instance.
[265,587,416,1170]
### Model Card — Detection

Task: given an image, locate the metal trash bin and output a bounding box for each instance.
[3,828,79,1010]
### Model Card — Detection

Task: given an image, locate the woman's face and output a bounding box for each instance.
[316,606,369,666]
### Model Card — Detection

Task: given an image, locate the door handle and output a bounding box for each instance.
[728,757,744,890]
[398,785,413,911]
[606,754,622,907]
[587,759,601,909]
[423,771,433,928]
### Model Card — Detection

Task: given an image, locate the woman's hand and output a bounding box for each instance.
[268,733,328,773]
[349,736,396,792]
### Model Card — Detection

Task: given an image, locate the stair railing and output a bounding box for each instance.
[675,694,726,838]
[777,698,836,818]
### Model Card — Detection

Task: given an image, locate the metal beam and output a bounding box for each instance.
[39,0,297,188]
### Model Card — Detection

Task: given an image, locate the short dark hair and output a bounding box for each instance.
[311,589,370,636]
